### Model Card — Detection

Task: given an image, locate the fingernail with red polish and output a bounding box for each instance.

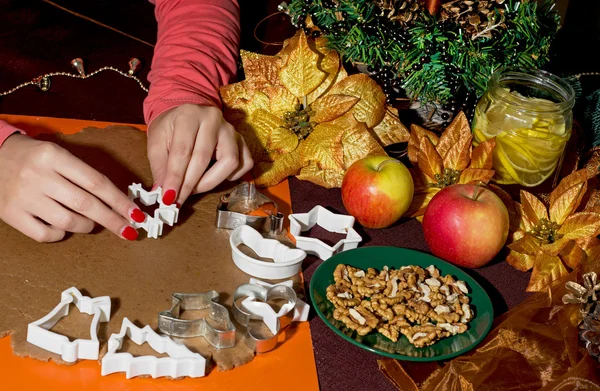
[122,226,139,241]
[162,189,176,205]
[175,202,181,208]
[130,208,146,223]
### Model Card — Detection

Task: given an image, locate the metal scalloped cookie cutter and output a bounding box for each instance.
[289,205,362,260]
[101,317,206,379]
[216,182,284,235]
[232,284,297,353]
[26,287,111,363]
[128,183,179,239]
[157,291,236,349]
[230,225,306,279]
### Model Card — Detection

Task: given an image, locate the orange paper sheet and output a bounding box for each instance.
[0,114,319,391]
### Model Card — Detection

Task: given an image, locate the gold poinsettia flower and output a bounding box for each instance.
[219,30,409,188]
[507,169,600,292]
[406,112,496,218]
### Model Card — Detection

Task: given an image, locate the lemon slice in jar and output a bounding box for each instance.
[495,144,556,186]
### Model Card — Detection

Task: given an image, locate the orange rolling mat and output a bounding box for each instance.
[0,114,319,391]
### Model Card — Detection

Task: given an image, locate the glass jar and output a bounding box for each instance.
[472,67,575,188]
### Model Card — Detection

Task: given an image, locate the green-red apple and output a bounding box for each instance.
[422,184,509,268]
[341,156,414,229]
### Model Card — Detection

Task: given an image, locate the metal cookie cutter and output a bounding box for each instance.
[157,291,236,349]
[249,278,310,322]
[101,317,206,379]
[230,225,306,279]
[232,284,297,353]
[289,205,362,261]
[216,182,284,235]
[26,287,111,363]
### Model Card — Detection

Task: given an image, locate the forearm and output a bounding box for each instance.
[144,0,241,126]
[0,121,25,147]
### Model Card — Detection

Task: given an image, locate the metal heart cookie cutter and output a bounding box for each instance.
[26,287,111,363]
[216,182,284,235]
[230,225,306,279]
[102,317,206,379]
[157,291,236,349]
[289,205,362,260]
[232,284,297,353]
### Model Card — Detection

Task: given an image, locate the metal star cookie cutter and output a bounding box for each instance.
[101,317,206,379]
[157,291,236,349]
[128,183,179,239]
[26,287,111,363]
[230,225,306,279]
[216,182,284,235]
[289,205,362,261]
[232,284,297,353]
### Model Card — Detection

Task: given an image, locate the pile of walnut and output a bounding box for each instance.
[327,264,473,348]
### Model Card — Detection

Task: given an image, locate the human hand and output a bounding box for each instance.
[0,134,146,242]
[147,104,253,206]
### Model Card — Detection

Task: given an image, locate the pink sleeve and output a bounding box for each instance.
[143,0,241,126]
[0,120,26,148]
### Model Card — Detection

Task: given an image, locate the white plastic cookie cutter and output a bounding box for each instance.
[26,287,111,363]
[128,183,179,239]
[249,278,310,322]
[289,205,362,261]
[101,317,206,379]
[230,225,306,279]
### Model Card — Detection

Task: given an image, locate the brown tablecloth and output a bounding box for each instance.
[0,1,534,390]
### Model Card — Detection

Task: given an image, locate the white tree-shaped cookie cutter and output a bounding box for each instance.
[289,205,362,260]
[26,287,111,363]
[128,183,179,239]
[101,317,206,379]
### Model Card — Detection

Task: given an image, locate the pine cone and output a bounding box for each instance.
[581,305,600,359]
[440,0,507,39]
[375,0,425,26]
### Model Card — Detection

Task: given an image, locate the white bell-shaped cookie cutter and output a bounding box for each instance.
[26,287,111,363]
[289,205,362,260]
[101,317,206,379]
[230,225,306,279]
[128,183,179,239]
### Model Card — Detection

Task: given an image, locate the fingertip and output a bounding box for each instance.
[121,226,139,241]
[162,189,177,206]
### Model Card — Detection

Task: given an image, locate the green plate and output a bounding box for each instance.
[309,246,494,361]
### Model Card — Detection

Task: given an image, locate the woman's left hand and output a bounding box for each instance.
[147,104,253,206]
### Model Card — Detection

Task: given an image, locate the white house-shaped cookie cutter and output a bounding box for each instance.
[289,205,362,261]
[230,225,306,279]
[101,317,206,379]
[26,287,111,363]
[128,183,179,239]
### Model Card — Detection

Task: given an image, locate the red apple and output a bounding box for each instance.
[422,184,509,268]
[341,156,414,229]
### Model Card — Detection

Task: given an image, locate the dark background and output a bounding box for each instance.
[0,1,597,390]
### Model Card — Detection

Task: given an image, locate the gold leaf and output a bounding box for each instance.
[459,168,494,184]
[506,250,536,272]
[300,123,345,171]
[279,30,326,98]
[408,124,439,165]
[253,150,304,187]
[469,138,496,169]
[311,94,359,123]
[249,108,283,160]
[297,161,345,188]
[520,190,548,227]
[549,169,588,225]
[436,111,471,169]
[407,190,439,218]
[326,74,386,128]
[508,234,542,257]
[307,50,343,104]
[268,87,299,118]
[489,184,520,235]
[241,51,282,92]
[418,136,443,181]
[221,80,252,109]
[559,241,586,269]
[526,254,568,292]
[371,107,410,146]
[410,167,433,192]
[342,122,387,169]
[268,126,299,156]
[236,122,269,163]
[557,211,600,241]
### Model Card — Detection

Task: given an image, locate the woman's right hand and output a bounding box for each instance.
[0,134,145,242]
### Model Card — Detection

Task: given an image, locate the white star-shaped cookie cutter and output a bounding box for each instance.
[289,205,362,261]
[26,287,111,363]
[128,183,179,239]
[101,317,206,379]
